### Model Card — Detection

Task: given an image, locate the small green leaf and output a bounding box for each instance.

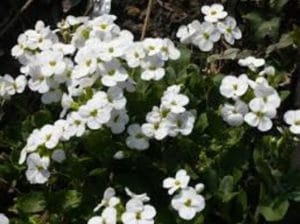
[219,175,239,202]
[269,0,289,12]
[258,198,289,222]
[17,192,46,213]
[266,33,294,55]
[256,17,280,40]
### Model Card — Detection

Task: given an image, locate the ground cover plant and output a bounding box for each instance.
[0,0,300,223]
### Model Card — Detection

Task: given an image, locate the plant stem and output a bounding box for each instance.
[0,0,35,38]
[141,0,154,40]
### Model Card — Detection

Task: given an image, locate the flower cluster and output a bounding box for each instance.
[126,85,196,150]
[220,56,281,132]
[88,187,156,224]
[163,169,205,220]
[10,14,182,184]
[176,3,242,51]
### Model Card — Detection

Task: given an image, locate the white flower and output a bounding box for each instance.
[124,42,146,68]
[51,149,66,163]
[11,34,27,58]
[121,199,156,224]
[107,87,127,110]
[60,93,74,117]
[78,96,112,130]
[238,56,265,71]
[217,16,242,45]
[141,107,169,139]
[284,110,300,134]
[161,87,189,114]
[39,50,66,77]
[219,74,249,99]
[126,124,149,151]
[19,129,43,164]
[171,187,205,220]
[125,187,150,203]
[73,47,98,79]
[141,120,169,140]
[160,38,181,61]
[94,187,120,212]
[97,32,132,61]
[113,150,125,160]
[100,59,128,87]
[65,112,87,138]
[251,77,281,109]
[106,109,129,134]
[166,111,196,136]
[39,124,62,149]
[192,22,220,52]
[89,14,118,37]
[221,100,248,126]
[143,38,164,56]
[88,207,117,224]
[27,67,51,94]
[201,4,228,23]
[0,214,9,224]
[259,66,275,76]
[71,25,91,48]
[163,169,190,195]
[25,153,50,184]
[141,56,165,81]
[244,99,276,132]
[2,74,27,95]
[195,183,205,193]
[176,20,201,44]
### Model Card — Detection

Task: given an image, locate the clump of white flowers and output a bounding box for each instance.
[8,14,183,184]
[176,3,241,51]
[163,169,205,220]
[220,57,282,132]
[88,187,156,224]
[126,85,196,150]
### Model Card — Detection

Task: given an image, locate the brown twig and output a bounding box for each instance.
[140,0,154,40]
[84,0,94,16]
[0,0,35,38]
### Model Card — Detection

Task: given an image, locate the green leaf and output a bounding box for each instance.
[16,192,46,213]
[219,175,239,202]
[269,0,289,12]
[243,12,264,28]
[279,90,290,101]
[288,191,300,202]
[195,113,209,133]
[61,190,82,210]
[256,17,280,40]
[207,48,240,63]
[49,190,82,212]
[33,110,53,128]
[258,198,289,221]
[266,33,294,55]
[253,149,276,191]
[292,26,300,46]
